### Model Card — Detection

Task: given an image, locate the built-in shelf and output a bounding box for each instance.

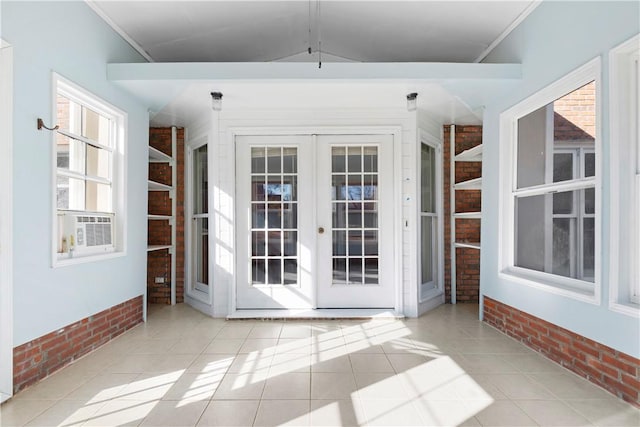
[454,241,481,250]
[454,177,482,190]
[147,244,173,252]
[453,211,482,219]
[148,146,172,163]
[455,144,483,162]
[148,180,172,191]
[148,214,172,220]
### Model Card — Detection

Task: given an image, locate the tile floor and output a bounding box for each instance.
[1,303,638,426]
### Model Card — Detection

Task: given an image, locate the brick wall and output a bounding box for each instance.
[13,296,143,394]
[553,81,596,141]
[443,125,482,303]
[483,296,640,407]
[148,128,185,304]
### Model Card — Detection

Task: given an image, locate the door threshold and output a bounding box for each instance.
[227,309,404,320]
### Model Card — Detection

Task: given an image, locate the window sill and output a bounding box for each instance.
[499,267,598,305]
[53,250,125,268]
[609,301,640,318]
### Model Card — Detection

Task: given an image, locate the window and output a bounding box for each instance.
[499,59,600,301]
[609,34,640,313]
[53,75,126,264]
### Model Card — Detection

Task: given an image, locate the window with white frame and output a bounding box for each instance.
[610,34,639,311]
[500,59,600,299]
[54,76,125,263]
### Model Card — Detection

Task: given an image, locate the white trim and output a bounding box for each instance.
[226,125,404,315]
[499,57,602,303]
[418,129,444,305]
[609,33,640,315]
[84,1,154,63]
[185,133,213,306]
[51,73,128,268]
[473,0,543,63]
[0,41,14,402]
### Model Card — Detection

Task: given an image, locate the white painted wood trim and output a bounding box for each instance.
[0,41,14,402]
[609,34,640,314]
[226,124,405,316]
[498,57,602,303]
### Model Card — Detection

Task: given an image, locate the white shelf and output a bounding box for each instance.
[148,180,172,191]
[455,144,483,162]
[454,177,482,190]
[454,241,481,250]
[148,146,172,163]
[147,244,173,252]
[148,214,173,220]
[453,211,482,219]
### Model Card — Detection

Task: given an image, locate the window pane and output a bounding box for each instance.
[251,147,265,173]
[515,192,594,283]
[267,147,281,173]
[553,153,573,182]
[553,191,574,215]
[57,95,81,135]
[584,152,595,178]
[583,218,595,280]
[193,144,208,214]
[421,216,433,284]
[194,218,209,285]
[517,81,596,189]
[86,144,111,180]
[421,144,436,213]
[85,181,111,212]
[58,176,86,210]
[57,135,85,175]
[82,106,110,146]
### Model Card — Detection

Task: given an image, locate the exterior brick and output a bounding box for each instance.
[12,296,143,395]
[483,296,640,407]
[148,128,185,304]
[443,125,482,303]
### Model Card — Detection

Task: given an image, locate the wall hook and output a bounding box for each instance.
[37,118,59,131]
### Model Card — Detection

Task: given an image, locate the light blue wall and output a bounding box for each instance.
[1,1,149,346]
[481,1,640,357]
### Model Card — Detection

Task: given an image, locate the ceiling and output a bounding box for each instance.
[91,1,535,126]
[90,1,537,63]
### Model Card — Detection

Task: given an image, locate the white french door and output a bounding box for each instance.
[236,134,395,310]
[315,135,395,308]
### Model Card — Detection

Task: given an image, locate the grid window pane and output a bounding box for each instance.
[331,145,379,286]
[250,146,299,286]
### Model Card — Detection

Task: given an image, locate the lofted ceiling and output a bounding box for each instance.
[90,0,537,63]
[91,1,535,126]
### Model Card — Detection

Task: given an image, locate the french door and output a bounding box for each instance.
[235,134,395,309]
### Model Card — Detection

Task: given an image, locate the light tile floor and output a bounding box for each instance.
[1,303,638,426]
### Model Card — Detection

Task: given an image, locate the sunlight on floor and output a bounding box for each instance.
[1,303,638,426]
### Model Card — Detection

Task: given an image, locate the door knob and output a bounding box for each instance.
[318,227,325,234]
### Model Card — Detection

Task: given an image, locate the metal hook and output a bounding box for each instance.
[37,118,59,131]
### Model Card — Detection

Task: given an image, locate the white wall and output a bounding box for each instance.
[480,1,640,357]
[1,2,149,346]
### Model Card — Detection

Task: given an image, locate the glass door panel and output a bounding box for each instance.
[420,143,439,297]
[191,144,208,293]
[317,135,395,309]
[236,136,313,309]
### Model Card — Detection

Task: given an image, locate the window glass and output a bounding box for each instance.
[512,80,597,288]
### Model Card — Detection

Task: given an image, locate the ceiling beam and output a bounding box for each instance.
[107,62,521,82]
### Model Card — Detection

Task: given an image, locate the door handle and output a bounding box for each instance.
[318,227,325,234]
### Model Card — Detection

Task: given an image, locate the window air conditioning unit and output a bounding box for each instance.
[62,212,115,255]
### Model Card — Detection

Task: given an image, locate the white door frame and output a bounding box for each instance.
[227,125,404,314]
[0,39,14,402]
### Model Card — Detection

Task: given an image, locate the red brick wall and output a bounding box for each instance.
[443,125,482,303]
[13,296,143,394]
[554,81,596,141]
[148,128,185,304]
[483,296,640,407]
